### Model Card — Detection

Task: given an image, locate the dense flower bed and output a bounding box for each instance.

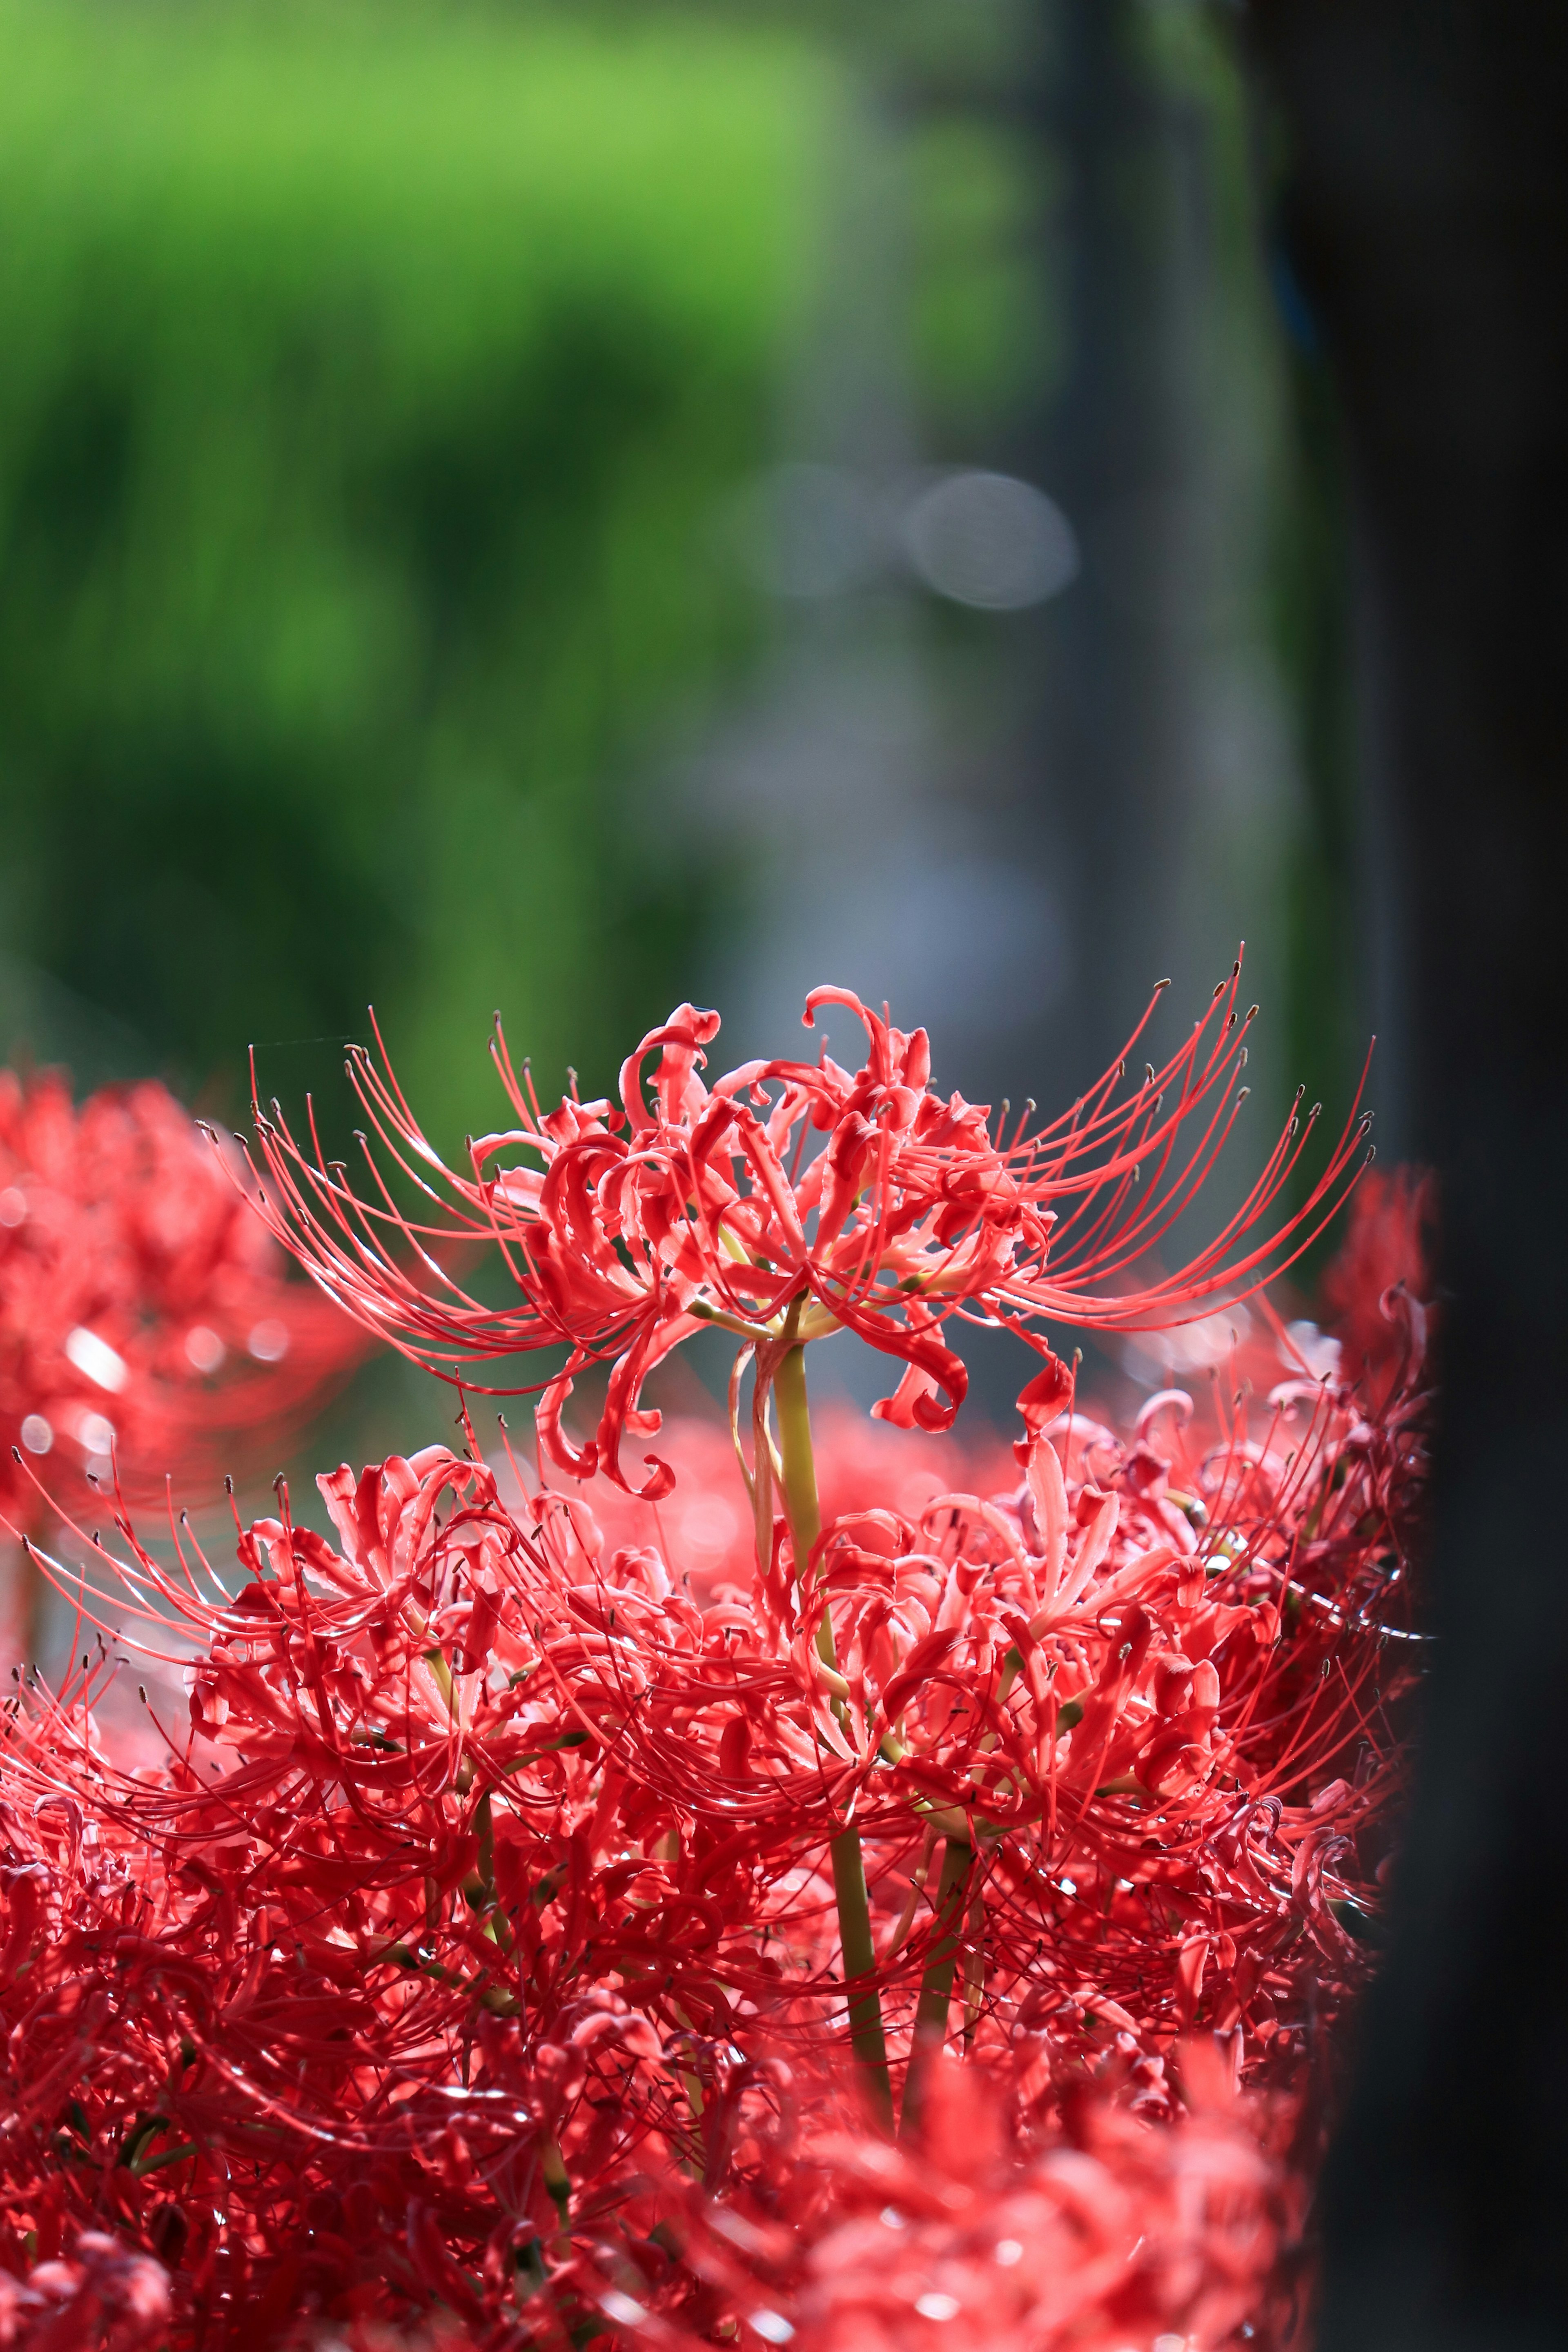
[0,983,1428,2350]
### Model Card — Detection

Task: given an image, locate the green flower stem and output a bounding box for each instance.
[901,1833,972,2137]
[828,1823,891,2127]
[540,2138,572,2247]
[773,1332,893,2129]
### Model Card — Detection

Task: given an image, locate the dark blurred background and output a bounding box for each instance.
[0,0,1376,1448]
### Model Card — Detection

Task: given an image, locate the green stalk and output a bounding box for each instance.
[900,1833,972,2138]
[773,1333,893,2129]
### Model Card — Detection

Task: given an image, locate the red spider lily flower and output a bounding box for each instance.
[0,1070,365,1535]
[0,2228,172,2352]
[1318,1163,1436,1411]
[1,1453,708,2343]
[537,1294,1421,2076]
[0,1139,1423,2352]
[600,2046,1309,2352]
[245,962,1370,1500]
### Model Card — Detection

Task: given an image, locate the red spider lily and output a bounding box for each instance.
[587,2044,1311,2352]
[0,1165,1425,2348]
[238,960,1377,2102]
[0,2229,171,2352]
[1318,1165,1436,1413]
[244,963,1370,1501]
[511,1304,1422,2088]
[0,1070,365,1533]
[0,1458,691,2343]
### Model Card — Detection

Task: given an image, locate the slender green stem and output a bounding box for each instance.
[772,1334,826,1648]
[900,1834,972,2138]
[539,2138,571,2248]
[773,1331,893,2129]
[829,1824,891,2125]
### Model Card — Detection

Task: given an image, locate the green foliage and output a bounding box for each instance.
[0,0,822,1146]
[908,116,1064,435]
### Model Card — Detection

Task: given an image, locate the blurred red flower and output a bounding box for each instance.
[0,1069,365,1534]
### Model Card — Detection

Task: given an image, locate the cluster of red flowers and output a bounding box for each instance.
[0,1071,364,1522]
[0,1071,366,1657]
[0,984,1428,2352]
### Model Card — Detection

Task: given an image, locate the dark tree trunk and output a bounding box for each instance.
[1245,5,1568,2345]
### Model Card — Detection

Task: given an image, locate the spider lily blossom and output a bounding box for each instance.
[613,2046,1309,2352]
[0,1071,365,1532]
[245,962,1370,1501]
[0,1143,1426,2350]
[241,967,1374,2132]
[0,1169,1428,2351]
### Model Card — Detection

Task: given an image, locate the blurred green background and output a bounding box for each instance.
[0,0,824,1150]
[0,0,1367,1454]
